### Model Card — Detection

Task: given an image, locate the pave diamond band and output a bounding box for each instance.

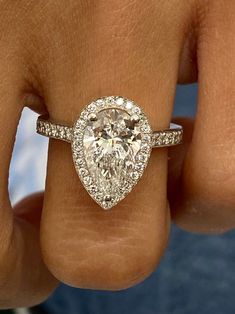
[36,96,183,209]
[37,118,183,147]
[37,118,73,143]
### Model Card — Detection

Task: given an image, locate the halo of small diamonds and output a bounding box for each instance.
[36,97,183,210]
[71,96,152,209]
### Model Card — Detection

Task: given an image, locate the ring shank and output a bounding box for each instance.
[37,116,73,143]
[152,124,183,147]
[36,115,183,147]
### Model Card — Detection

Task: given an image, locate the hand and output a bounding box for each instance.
[0,0,234,308]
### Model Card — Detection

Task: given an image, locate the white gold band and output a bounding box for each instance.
[36,116,183,148]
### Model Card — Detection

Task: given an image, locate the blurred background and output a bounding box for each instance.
[8,84,235,314]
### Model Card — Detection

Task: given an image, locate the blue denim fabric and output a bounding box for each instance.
[41,85,235,314]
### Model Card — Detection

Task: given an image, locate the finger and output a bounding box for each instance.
[169,1,235,233]
[28,1,194,289]
[0,13,57,308]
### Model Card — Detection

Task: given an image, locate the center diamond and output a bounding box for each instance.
[83,108,142,200]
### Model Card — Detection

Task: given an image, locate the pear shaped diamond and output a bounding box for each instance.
[72,96,152,209]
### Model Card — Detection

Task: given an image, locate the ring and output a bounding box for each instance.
[36,96,183,209]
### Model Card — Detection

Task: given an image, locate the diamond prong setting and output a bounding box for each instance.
[87,112,97,121]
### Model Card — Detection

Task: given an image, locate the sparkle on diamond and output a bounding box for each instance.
[83,108,142,200]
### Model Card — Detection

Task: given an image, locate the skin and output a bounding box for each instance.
[0,0,234,308]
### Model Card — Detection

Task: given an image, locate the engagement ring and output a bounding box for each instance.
[36,96,183,209]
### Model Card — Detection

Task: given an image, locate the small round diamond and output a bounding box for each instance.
[142,134,151,142]
[51,126,58,137]
[135,163,145,172]
[88,185,98,194]
[141,142,151,152]
[116,97,124,106]
[132,107,141,114]
[97,99,105,106]
[81,110,89,120]
[141,124,151,133]
[72,141,83,152]
[131,171,140,180]
[76,119,86,130]
[74,151,84,160]
[106,96,115,103]
[87,103,96,112]
[83,176,92,185]
[137,153,148,162]
[79,168,88,177]
[75,158,84,166]
[125,101,133,109]
[73,130,83,139]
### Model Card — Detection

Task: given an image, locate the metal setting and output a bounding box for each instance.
[36,96,183,209]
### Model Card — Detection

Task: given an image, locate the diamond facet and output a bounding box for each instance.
[83,108,141,195]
